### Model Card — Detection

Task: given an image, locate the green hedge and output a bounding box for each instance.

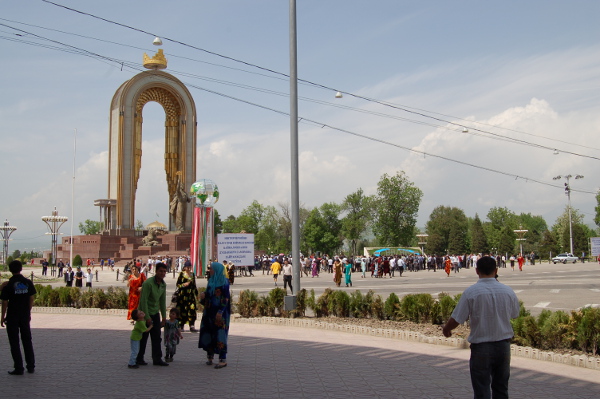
[33,284,128,309]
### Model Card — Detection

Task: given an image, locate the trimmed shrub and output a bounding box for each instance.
[268,287,285,316]
[438,293,458,323]
[257,296,272,317]
[371,294,385,320]
[349,290,366,318]
[577,307,600,355]
[292,288,308,317]
[329,290,350,317]
[315,288,334,317]
[384,293,400,320]
[237,289,259,317]
[400,293,434,323]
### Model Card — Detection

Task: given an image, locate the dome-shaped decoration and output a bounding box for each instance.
[146,220,167,230]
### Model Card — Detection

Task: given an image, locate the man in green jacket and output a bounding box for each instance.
[136,263,169,366]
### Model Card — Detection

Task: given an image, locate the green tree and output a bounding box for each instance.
[135,219,144,231]
[425,206,468,255]
[340,188,373,256]
[372,172,423,246]
[484,207,518,251]
[276,202,310,254]
[255,205,280,253]
[539,230,560,259]
[78,219,103,235]
[595,191,600,229]
[517,213,548,254]
[301,203,342,256]
[213,209,223,235]
[551,206,584,253]
[470,214,488,254]
[222,215,239,233]
[73,254,83,266]
[11,249,21,259]
[237,200,266,233]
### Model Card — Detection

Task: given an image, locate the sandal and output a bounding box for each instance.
[214,362,227,369]
[205,358,213,366]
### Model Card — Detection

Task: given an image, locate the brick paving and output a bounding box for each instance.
[1,312,599,398]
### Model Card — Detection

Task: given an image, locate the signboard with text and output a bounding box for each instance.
[217,233,255,266]
[591,237,600,257]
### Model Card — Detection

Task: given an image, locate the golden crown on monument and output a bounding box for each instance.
[143,49,168,70]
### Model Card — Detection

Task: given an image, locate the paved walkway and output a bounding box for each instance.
[1,313,599,398]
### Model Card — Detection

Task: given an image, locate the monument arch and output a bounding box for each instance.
[107,68,197,232]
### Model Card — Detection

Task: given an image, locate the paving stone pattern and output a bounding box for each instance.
[0,313,599,398]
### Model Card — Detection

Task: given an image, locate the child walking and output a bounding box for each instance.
[128,309,151,369]
[164,308,183,362]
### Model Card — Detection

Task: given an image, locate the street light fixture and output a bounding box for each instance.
[416,233,428,255]
[553,174,584,255]
[0,220,17,265]
[41,207,68,275]
[513,226,528,256]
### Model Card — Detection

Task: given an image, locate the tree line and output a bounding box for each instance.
[222,171,599,258]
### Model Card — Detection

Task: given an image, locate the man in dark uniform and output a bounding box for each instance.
[1,260,37,375]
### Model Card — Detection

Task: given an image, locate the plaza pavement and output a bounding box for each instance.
[1,311,599,398]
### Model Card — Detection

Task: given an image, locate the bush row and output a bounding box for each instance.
[511,305,600,355]
[235,288,461,324]
[34,285,128,309]
[236,288,600,356]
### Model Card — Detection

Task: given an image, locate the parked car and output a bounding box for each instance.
[552,253,578,264]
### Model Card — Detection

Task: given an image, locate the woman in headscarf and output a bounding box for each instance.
[198,262,231,369]
[176,263,199,332]
[344,259,353,287]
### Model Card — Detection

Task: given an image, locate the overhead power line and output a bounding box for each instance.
[3,12,598,195]
[40,0,600,158]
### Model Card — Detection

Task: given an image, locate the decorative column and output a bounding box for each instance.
[190,179,219,276]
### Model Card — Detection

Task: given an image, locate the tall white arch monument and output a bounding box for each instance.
[107,50,197,233]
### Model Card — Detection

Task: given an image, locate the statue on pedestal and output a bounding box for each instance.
[142,228,159,246]
[169,172,190,232]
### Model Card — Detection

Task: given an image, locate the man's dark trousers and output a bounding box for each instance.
[136,313,162,363]
[7,316,35,372]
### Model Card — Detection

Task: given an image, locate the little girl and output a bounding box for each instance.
[164,308,183,362]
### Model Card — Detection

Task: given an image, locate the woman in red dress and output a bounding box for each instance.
[444,256,452,277]
[127,265,146,320]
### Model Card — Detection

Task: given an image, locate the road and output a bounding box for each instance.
[16,260,600,316]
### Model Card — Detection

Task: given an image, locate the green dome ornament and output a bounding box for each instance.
[190,179,219,206]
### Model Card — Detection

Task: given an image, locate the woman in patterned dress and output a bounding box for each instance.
[198,262,231,369]
[127,265,146,320]
[176,264,199,332]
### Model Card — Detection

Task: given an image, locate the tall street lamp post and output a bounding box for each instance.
[513,226,528,257]
[0,220,17,265]
[416,233,428,255]
[42,207,68,275]
[553,174,584,255]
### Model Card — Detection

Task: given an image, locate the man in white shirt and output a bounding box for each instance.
[281,260,293,295]
[443,256,519,399]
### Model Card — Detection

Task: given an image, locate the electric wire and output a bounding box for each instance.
[4,11,598,195]
[39,0,600,158]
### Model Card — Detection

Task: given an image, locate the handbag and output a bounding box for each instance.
[171,288,180,303]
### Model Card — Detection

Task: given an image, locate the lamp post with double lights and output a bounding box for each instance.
[42,207,68,275]
[513,226,528,257]
[0,220,17,265]
[553,174,584,255]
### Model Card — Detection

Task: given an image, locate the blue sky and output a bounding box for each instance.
[1,0,599,251]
